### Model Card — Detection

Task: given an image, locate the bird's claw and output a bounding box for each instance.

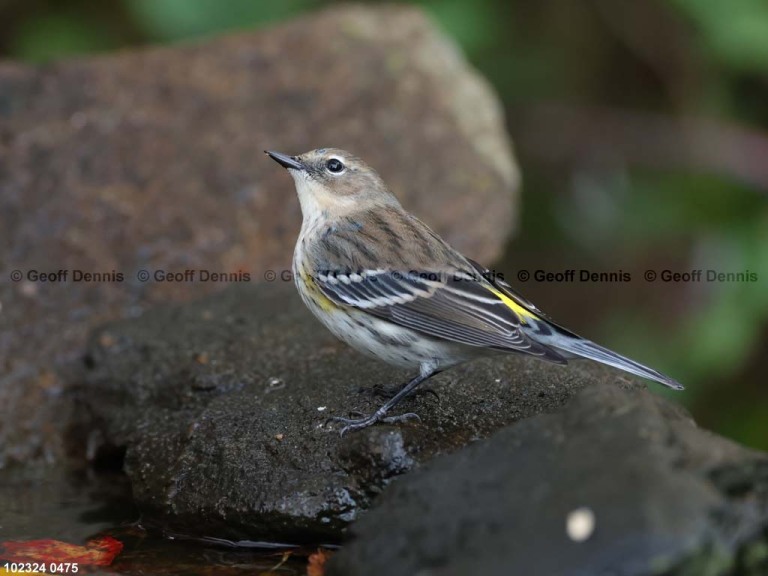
[330,410,422,436]
[324,410,363,427]
[381,412,421,424]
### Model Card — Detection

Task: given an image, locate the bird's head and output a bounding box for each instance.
[266,148,400,221]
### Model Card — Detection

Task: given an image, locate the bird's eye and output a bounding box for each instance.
[326,158,345,174]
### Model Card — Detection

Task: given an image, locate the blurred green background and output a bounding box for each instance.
[1,0,766,449]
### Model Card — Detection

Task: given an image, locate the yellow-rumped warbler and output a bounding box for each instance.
[266,148,683,434]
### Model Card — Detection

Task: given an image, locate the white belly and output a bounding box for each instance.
[320,305,472,369]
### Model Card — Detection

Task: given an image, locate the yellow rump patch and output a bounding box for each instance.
[488,287,537,324]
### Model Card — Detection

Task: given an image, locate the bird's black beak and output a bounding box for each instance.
[265,150,305,171]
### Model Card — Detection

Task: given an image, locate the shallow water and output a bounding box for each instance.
[0,466,322,574]
[0,466,134,543]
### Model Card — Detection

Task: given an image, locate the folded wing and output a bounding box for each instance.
[314,267,568,363]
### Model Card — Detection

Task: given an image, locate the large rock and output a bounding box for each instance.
[329,384,768,576]
[0,5,518,467]
[73,283,629,543]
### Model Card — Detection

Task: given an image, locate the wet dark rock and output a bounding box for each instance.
[329,384,768,576]
[0,5,518,467]
[74,283,630,543]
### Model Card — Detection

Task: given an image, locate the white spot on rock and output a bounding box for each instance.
[566,507,595,542]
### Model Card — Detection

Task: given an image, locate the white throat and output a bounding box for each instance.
[290,170,356,229]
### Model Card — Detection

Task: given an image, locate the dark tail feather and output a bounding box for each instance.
[474,264,684,391]
[550,334,684,390]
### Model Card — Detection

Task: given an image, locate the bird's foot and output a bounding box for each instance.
[330,409,421,436]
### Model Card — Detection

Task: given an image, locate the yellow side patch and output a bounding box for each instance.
[488,287,537,324]
[302,272,336,312]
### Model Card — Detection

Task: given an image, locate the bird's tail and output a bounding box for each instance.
[534,323,684,390]
[469,262,684,391]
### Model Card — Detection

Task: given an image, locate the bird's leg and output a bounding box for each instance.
[333,369,441,435]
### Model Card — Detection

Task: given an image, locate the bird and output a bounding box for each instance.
[266,148,683,435]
